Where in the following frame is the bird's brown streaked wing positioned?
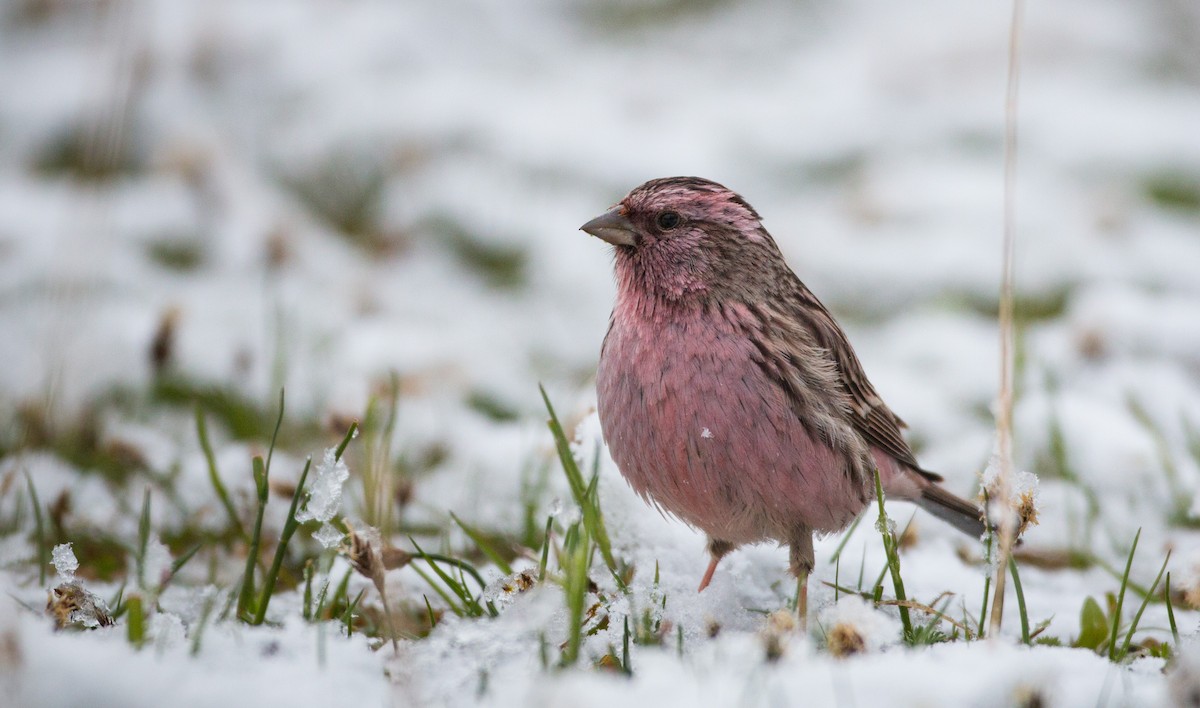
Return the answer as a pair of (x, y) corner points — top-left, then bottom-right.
(770, 278), (940, 480)
(738, 300), (874, 490)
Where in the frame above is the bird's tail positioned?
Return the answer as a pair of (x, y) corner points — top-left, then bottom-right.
(917, 484), (986, 539)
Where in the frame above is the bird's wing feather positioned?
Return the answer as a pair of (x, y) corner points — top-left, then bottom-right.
(767, 277), (940, 481)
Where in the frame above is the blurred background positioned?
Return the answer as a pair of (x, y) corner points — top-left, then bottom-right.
(2, 0), (1200, 636)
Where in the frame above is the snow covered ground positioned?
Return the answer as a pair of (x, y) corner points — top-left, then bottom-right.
(2, 0), (1200, 705)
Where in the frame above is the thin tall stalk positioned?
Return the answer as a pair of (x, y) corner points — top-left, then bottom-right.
(988, 0), (1025, 637)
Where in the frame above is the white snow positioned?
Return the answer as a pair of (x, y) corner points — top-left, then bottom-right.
(51, 543), (78, 583)
(1, 0), (1199, 705)
(298, 448), (351, 548)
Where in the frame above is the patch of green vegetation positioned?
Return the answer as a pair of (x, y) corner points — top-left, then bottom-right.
(277, 148), (402, 254)
(65, 530), (131, 583)
(582, 0), (732, 28)
(146, 239), (206, 272)
(1127, 395), (1195, 526)
(424, 214), (528, 290)
(152, 375), (324, 446)
(1144, 171), (1200, 213)
(1063, 530), (1175, 663)
(954, 287), (1072, 322)
(32, 122), (143, 181)
(467, 390), (520, 422)
(13, 400), (146, 483)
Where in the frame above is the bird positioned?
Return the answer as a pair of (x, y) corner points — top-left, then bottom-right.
(581, 176), (984, 628)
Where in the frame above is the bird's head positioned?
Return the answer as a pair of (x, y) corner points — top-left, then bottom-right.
(580, 177), (780, 301)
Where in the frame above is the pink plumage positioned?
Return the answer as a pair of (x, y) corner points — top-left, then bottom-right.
(582, 177), (983, 623)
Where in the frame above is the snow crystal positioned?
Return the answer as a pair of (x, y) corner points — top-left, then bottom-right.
(51, 543), (78, 582)
(298, 448), (350, 525)
(313, 523), (345, 550)
(701, 428), (713, 439)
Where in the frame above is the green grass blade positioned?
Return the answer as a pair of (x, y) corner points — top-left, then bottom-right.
(539, 385), (619, 580)
(873, 472), (907, 638)
(334, 421), (359, 461)
(108, 583), (127, 620)
(195, 407), (247, 543)
(126, 594), (145, 648)
(1120, 550), (1170, 660)
(451, 512), (514, 575)
(1166, 572), (1180, 646)
(1008, 556), (1030, 644)
(343, 588), (366, 636)
(253, 455), (314, 625)
(978, 555), (992, 638)
(538, 516), (553, 583)
(829, 513), (865, 565)
(410, 538), (482, 615)
(164, 544), (203, 588)
(1108, 528), (1141, 661)
(419, 551), (489, 592)
(236, 455), (269, 621)
(423, 594), (438, 631)
(623, 615), (632, 675)
(189, 592), (216, 656)
(323, 569), (354, 619)
(23, 470), (47, 586)
(302, 560), (315, 621)
(136, 487), (151, 590)
(263, 389), (285, 480)
(560, 521), (592, 667)
(411, 563), (464, 616)
(872, 468), (912, 639)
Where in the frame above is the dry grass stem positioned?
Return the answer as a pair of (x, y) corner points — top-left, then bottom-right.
(989, 0), (1025, 638)
(343, 523), (401, 653)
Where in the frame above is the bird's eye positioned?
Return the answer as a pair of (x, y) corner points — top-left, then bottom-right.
(656, 211), (681, 230)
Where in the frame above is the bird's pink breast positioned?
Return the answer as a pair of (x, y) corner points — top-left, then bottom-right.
(597, 299), (869, 544)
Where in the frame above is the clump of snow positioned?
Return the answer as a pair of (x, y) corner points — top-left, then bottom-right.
(313, 523), (345, 550)
(298, 448), (351, 548)
(1169, 639), (1200, 707)
(51, 543), (78, 583)
(482, 569), (538, 610)
(150, 612), (187, 652)
(143, 539), (174, 590)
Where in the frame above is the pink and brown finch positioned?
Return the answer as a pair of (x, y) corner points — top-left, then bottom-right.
(582, 177), (984, 627)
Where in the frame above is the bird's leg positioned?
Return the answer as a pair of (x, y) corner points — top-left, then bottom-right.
(789, 530), (815, 631)
(698, 538), (734, 592)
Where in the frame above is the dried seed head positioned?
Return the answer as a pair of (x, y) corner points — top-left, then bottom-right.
(343, 526), (385, 588)
(46, 583), (112, 630)
(761, 610), (796, 662)
(1015, 488), (1040, 537)
(826, 622), (866, 658)
(897, 519), (920, 551)
(265, 226), (291, 270)
(381, 547), (413, 571)
(149, 306), (182, 375)
(1183, 578), (1200, 611)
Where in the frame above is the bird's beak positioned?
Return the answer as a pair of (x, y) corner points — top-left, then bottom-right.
(580, 207), (636, 247)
